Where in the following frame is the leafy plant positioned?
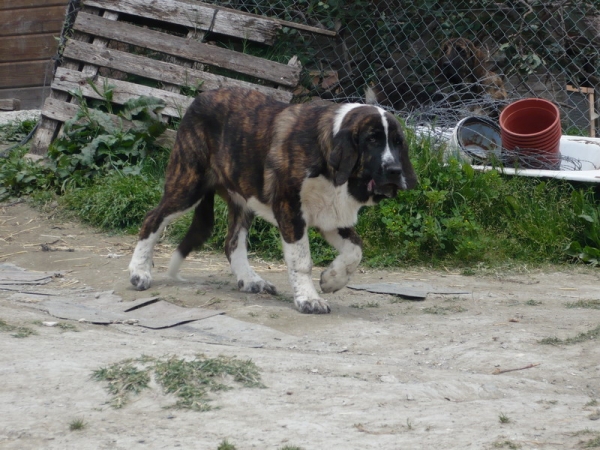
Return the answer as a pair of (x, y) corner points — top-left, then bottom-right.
(47, 88), (167, 191)
(565, 190), (600, 266)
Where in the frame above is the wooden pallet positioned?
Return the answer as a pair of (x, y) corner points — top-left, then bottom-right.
(30, 0), (334, 154)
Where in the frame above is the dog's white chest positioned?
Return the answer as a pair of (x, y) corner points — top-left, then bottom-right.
(299, 176), (368, 230)
(241, 176), (368, 231)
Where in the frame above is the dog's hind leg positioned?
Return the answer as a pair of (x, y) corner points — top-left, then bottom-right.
(225, 201), (277, 295)
(167, 191), (215, 281)
(319, 227), (363, 293)
(129, 178), (208, 290)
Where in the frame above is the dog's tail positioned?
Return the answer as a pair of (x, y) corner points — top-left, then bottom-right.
(167, 191), (215, 279)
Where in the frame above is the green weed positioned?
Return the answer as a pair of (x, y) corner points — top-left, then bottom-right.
(422, 305), (467, 315)
(540, 324), (600, 345)
(493, 440), (520, 449)
(565, 300), (600, 309)
(0, 118), (38, 143)
(350, 301), (380, 309)
(69, 418), (87, 431)
(0, 318), (37, 338)
(498, 412), (511, 424)
(92, 360), (151, 409)
(584, 435), (600, 448)
(525, 300), (542, 306)
(93, 355), (264, 411)
(217, 439), (237, 450)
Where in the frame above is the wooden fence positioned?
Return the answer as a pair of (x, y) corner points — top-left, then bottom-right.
(0, 0), (70, 110)
(30, 0), (334, 154)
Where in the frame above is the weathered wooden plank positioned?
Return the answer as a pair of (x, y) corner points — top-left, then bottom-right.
(0, 6), (67, 37)
(0, 0), (67, 9)
(252, 13), (336, 37)
(0, 60), (53, 89)
(0, 34), (58, 62)
(0, 99), (21, 111)
(52, 67), (193, 119)
(30, 8), (119, 155)
(83, 0), (280, 45)
(0, 87), (48, 109)
(73, 12), (300, 88)
(41, 96), (177, 147)
(62, 39), (294, 103)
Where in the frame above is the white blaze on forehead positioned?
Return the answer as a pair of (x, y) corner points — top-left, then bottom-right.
(377, 107), (395, 165)
(333, 103), (363, 136)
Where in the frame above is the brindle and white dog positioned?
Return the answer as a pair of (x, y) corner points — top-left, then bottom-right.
(129, 87), (417, 314)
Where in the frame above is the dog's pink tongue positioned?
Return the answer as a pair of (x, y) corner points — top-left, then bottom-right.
(368, 179), (376, 193)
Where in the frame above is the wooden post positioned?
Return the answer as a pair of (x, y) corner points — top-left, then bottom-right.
(566, 84), (597, 138)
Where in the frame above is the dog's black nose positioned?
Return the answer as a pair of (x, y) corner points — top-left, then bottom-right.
(384, 164), (403, 177)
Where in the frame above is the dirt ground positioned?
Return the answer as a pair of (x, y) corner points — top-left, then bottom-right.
(1, 201), (600, 450)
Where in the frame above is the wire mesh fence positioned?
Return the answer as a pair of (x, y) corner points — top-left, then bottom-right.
(207, 0), (599, 136)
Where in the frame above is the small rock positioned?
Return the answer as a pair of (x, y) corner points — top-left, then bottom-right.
(379, 375), (397, 383)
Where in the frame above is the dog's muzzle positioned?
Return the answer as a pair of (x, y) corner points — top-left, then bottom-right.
(368, 164), (405, 197)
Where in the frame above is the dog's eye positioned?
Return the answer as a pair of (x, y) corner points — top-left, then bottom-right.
(368, 134), (379, 143)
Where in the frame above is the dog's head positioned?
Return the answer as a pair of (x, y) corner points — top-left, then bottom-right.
(328, 104), (417, 202)
(438, 37), (487, 84)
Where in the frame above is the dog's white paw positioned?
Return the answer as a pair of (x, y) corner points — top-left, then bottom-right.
(129, 269), (152, 291)
(320, 267), (350, 293)
(169, 273), (187, 282)
(238, 278), (277, 295)
(295, 296), (331, 314)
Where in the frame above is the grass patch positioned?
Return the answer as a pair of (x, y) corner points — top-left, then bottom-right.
(492, 440), (520, 449)
(217, 439), (237, 450)
(422, 305), (467, 315)
(349, 301), (380, 309)
(565, 300), (600, 310)
(540, 324), (600, 345)
(57, 322), (79, 332)
(93, 355), (264, 411)
(154, 355), (264, 411)
(498, 412), (511, 424)
(584, 435), (600, 448)
(92, 360), (151, 409)
(69, 418), (87, 431)
(0, 318), (37, 338)
(524, 299), (543, 306)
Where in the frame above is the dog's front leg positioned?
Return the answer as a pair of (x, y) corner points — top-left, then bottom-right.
(319, 227), (363, 293)
(282, 233), (331, 314)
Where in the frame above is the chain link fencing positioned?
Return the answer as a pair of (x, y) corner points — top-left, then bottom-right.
(208, 0), (599, 136)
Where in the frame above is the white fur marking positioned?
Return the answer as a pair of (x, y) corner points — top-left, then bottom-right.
(230, 228), (261, 284)
(167, 249), (185, 280)
(129, 232), (159, 274)
(246, 197), (278, 225)
(319, 229), (362, 293)
(129, 200), (202, 288)
(282, 237), (320, 301)
(300, 175), (372, 230)
(333, 103), (363, 136)
(377, 108), (395, 166)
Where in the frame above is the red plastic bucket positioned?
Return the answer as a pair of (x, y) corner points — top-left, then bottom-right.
(499, 98), (561, 169)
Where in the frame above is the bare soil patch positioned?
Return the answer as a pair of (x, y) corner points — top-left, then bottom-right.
(1, 201), (600, 449)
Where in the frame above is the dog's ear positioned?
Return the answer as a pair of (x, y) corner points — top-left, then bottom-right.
(329, 127), (359, 186)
